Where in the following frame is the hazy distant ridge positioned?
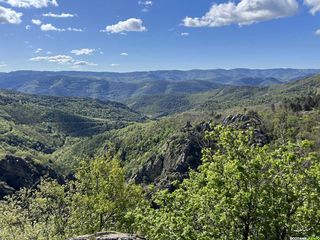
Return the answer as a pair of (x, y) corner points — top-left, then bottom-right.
(0, 68), (319, 102)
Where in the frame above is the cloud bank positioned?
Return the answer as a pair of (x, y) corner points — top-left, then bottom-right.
(183, 0), (299, 27)
(30, 54), (97, 66)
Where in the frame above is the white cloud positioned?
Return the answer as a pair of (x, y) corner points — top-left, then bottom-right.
(40, 23), (64, 31)
(120, 52), (128, 56)
(31, 19), (41, 25)
(39, 23), (83, 32)
(315, 29), (320, 35)
(1, 0), (58, 8)
(35, 48), (42, 53)
(71, 48), (95, 56)
(304, 0), (320, 15)
(67, 27), (83, 32)
(25, 24), (30, 29)
(0, 6), (22, 24)
(0, 63), (7, 68)
(182, 0), (299, 28)
(30, 54), (97, 66)
(46, 51), (52, 54)
(30, 55), (73, 64)
(138, 0), (152, 6)
(110, 63), (120, 67)
(73, 61), (97, 66)
(181, 32), (189, 36)
(43, 12), (75, 18)
(139, 0), (153, 12)
(101, 18), (147, 33)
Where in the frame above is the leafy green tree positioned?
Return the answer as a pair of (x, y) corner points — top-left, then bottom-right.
(0, 157), (145, 239)
(67, 157), (145, 236)
(134, 125), (320, 240)
(0, 180), (68, 240)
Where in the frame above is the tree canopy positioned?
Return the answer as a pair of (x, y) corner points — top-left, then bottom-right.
(133, 125), (320, 240)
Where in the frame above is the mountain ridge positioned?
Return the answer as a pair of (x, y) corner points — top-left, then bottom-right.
(0, 68), (319, 103)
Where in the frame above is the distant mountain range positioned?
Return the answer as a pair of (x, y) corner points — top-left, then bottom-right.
(0, 69), (319, 102)
(127, 74), (320, 118)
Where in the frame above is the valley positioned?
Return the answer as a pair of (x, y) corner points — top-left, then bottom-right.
(0, 70), (320, 240)
(0, 71), (319, 189)
(2, 0), (320, 238)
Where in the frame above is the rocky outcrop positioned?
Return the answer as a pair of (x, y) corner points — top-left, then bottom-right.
(222, 113), (271, 146)
(0, 181), (15, 197)
(132, 113), (270, 192)
(68, 232), (145, 240)
(132, 122), (211, 191)
(0, 155), (64, 198)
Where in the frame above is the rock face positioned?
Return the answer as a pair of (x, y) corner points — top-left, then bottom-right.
(68, 232), (145, 240)
(0, 155), (64, 198)
(132, 113), (270, 191)
(132, 122), (211, 191)
(0, 181), (15, 197)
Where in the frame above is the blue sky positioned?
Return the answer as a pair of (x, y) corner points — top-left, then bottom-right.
(0, 0), (320, 72)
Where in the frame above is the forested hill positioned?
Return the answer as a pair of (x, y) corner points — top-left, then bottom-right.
(0, 90), (145, 123)
(0, 68), (319, 102)
(0, 90), (145, 161)
(127, 74), (320, 117)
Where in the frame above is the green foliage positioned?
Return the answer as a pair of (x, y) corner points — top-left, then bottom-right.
(281, 91), (320, 112)
(0, 90), (145, 166)
(0, 157), (145, 240)
(2, 74), (320, 239)
(54, 112), (210, 175)
(0, 180), (68, 240)
(134, 125), (320, 240)
(67, 157), (144, 235)
(261, 109), (320, 151)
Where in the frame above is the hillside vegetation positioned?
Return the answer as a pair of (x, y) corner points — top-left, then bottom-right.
(128, 75), (320, 117)
(1, 73), (320, 239)
(0, 90), (145, 163)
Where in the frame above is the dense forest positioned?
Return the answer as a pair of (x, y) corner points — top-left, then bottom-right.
(0, 73), (320, 239)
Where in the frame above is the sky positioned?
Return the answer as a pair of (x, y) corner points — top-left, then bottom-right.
(0, 0), (320, 72)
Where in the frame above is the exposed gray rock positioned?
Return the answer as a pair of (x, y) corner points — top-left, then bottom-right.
(222, 113), (271, 146)
(132, 122), (211, 191)
(132, 113), (270, 192)
(68, 232), (145, 240)
(0, 155), (64, 198)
